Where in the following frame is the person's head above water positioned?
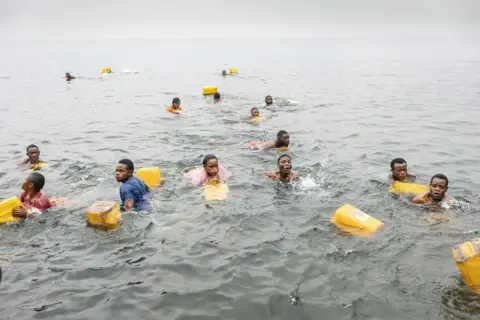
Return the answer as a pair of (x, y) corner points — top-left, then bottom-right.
(202, 154), (219, 177)
(65, 72), (71, 77)
(390, 158), (409, 182)
(429, 173), (448, 202)
(116, 159), (134, 182)
(26, 144), (40, 164)
(277, 154), (292, 174)
(276, 130), (290, 147)
(222, 70), (227, 76)
(172, 97), (181, 108)
(22, 172), (46, 194)
(251, 107), (259, 117)
(214, 92), (221, 101)
(265, 95), (273, 105)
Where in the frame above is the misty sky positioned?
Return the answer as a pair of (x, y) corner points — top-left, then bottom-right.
(1, 0), (479, 40)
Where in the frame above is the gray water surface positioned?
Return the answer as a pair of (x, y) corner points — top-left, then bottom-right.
(1, 38), (480, 319)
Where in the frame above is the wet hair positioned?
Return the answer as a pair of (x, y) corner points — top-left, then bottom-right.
(277, 154), (291, 164)
(118, 159), (134, 172)
(390, 158), (407, 170)
(277, 130), (288, 140)
(29, 172), (46, 192)
(214, 93), (221, 100)
(431, 173), (448, 187)
(251, 107), (259, 114)
(172, 97), (180, 105)
(26, 144), (39, 153)
(202, 154), (218, 166)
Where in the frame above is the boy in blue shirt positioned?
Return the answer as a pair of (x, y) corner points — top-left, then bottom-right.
(115, 159), (152, 212)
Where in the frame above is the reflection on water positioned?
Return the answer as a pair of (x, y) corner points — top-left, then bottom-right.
(1, 38), (480, 319)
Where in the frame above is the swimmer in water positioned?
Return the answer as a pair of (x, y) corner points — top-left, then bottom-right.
(184, 154), (228, 186)
(248, 107), (261, 122)
(222, 70), (227, 76)
(22, 144), (47, 170)
(115, 159), (152, 212)
(265, 95), (273, 106)
(166, 97), (182, 114)
(265, 154), (298, 182)
(388, 158), (416, 185)
(411, 174), (454, 205)
(65, 72), (75, 82)
(214, 92), (223, 103)
(13, 172), (54, 218)
(262, 130), (290, 149)
(245, 130), (290, 150)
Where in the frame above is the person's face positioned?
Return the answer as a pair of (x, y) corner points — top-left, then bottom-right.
(278, 134), (290, 147)
(115, 164), (131, 182)
(278, 156), (292, 174)
(265, 96), (273, 105)
(430, 178), (448, 201)
(222, 70), (227, 75)
(204, 159), (219, 176)
(21, 177), (33, 192)
(392, 162), (408, 181)
(251, 108), (259, 116)
(27, 147), (40, 163)
(173, 101), (180, 108)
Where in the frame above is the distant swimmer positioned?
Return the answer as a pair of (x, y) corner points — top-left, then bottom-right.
(115, 159), (152, 212)
(222, 70), (227, 76)
(411, 174), (454, 205)
(214, 93), (223, 103)
(65, 72), (75, 82)
(22, 144), (47, 170)
(388, 158), (416, 185)
(13, 172), (53, 218)
(247, 130), (290, 150)
(265, 95), (273, 106)
(265, 154), (298, 182)
(184, 154), (228, 186)
(166, 97), (182, 114)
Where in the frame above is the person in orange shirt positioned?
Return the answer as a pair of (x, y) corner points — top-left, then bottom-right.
(166, 97), (182, 114)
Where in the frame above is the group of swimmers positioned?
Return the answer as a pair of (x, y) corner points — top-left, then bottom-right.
(389, 158), (453, 205)
(11, 140), (454, 221)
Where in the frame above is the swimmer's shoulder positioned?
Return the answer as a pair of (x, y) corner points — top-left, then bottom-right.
(264, 171), (277, 179)
(411, 192), (428, 204)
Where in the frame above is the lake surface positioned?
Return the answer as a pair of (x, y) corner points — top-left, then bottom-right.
(1, 37), (480, 319)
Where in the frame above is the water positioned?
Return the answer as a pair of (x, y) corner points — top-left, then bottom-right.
(1, 37), (480, 319)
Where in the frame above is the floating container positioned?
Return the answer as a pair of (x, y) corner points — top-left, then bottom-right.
(137, 167), (161, 188)
(203, 86), (217, 96)
(251, 116), (265, 123)
(452, 238), (480, 295)
(203, 183), (229, 201)
(229, 68), (238, 74)
(390, 181), (429, 195)
(0, 197), (24, 224)
(31, 162), (48, 171)
(331, 204), (384, 236)
(101, 67), (112, 74)
(86, 201), (122, 230)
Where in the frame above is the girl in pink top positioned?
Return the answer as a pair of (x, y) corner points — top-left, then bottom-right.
(184, 154), (228, 186)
